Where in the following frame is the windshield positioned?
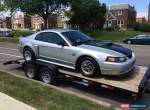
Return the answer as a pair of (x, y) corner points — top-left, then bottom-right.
(62, 31), (92, 46)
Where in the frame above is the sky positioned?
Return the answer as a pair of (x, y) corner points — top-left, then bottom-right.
(100, 0), (150, 19)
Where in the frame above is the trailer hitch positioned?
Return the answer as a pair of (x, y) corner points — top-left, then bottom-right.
(145, 78), (150, 94)
(3, 59), (24, 66)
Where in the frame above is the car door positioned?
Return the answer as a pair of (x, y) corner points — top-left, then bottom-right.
(139, 36), (148, 44)
(147, 36), (150, 45)
(145, 36), (150, 45)
(133, 36), (144, 44)
(38, 32), (75, 68)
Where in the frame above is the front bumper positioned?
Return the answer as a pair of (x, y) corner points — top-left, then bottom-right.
(100, 54), (136, 75)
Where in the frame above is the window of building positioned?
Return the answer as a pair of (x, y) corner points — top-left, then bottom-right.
(121, 20), (124, 25)
(115, 10), (123, 16)
(108, 20), (112, 24)
(115, 10), (118, 15)
(117, 20), (120, 25)
(117, 20), (124, 27)
(118, 10), (122, 15)
(108, 20), (112, 27)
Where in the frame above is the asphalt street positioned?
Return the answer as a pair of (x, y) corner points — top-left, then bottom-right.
(0, 42), (150, 110)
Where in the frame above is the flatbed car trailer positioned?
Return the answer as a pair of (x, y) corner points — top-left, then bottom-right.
(3, 59), (150, 100)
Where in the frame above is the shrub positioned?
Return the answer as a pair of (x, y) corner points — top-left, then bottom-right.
(133, 23), (150, 32)
(139, 24), (150, 32)
(105, 27), (114, 31)
(13, 30), (33, 37)
(133, 23), (140, 31)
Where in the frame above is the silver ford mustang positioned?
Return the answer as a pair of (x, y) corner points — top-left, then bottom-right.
(19, 29), (135, 77)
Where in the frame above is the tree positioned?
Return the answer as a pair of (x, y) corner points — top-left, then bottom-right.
(20, 0), (69, 29)
(4, 0), (19, 17)
(0, 1), (5, 17)
(69, 0), (106, 31)
(0, 0), (9, 24)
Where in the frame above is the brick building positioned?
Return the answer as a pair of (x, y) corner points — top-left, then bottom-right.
(136, 17), (146, 24)
(104, 4), (137, 29)
(31, 15), (57, 31)
(31, 15), (44, 31)
(57, 15), (70, 29)
(11, 15), (31, 30)
(0, 17), (12, 30)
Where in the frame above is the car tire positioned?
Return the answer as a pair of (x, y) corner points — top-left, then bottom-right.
(39, 67), (57, 84)
(24, 63), (38, 79)
(78, 57), (100, 77)
(127, 40), (132, 44)
(23, 47), (36, 61)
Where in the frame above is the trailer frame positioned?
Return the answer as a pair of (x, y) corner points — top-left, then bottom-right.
(3, 58), (150, 100)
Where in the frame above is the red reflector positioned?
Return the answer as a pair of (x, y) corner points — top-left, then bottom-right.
(88, 80), (93, 86)
(70, 76), (74, 80)
(120, 104), (129, 109)
(108, 86), (114, 90)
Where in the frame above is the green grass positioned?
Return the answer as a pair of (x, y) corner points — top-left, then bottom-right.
(0, 71), (115, 110)
(90, 30), (149, 42)
(1, 30), (148, 44)
(0, 37), (19, 43)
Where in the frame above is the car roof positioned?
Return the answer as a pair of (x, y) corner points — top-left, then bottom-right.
(39, 29), (77, 33)
(137, 35), (147, 37)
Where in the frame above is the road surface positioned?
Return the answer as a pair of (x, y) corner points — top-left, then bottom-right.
(0, 42), (150, 110)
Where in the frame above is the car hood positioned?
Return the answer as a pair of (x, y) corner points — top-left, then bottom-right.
(77, 41), (132, 58)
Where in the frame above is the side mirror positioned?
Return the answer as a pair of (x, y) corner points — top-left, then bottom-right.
(58, 42), (66, 47)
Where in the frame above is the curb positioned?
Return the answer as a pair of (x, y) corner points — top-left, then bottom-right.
(0, 69), (123, 110)
(0, 92), (36, 110)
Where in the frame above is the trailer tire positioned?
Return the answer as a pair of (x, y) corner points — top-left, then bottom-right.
(39, 67), (57, 84)
(24, 63), (38, 79)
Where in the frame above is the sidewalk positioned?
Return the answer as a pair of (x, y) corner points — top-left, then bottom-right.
(0, 92), (36, 110)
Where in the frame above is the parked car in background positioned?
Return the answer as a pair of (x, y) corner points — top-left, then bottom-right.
(19, 29), (135, 77)
(0, 31), (14, 37)
(123, 35), (150, 45)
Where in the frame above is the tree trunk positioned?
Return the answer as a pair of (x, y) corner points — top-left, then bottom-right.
(44, 17), (48, 29)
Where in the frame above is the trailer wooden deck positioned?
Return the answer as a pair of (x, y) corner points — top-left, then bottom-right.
(59, 66), (148, 93)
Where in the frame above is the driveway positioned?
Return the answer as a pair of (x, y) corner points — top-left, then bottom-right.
(0, 42), (150, 110)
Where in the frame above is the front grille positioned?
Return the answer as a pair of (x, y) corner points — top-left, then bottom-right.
(127, 53), (132, 59)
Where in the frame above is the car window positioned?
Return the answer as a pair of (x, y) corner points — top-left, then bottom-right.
(35, 33), (42, 41)
(62, 31), (92, 46)
(136, 35), (148, 39)
(42, 32), (66, 45)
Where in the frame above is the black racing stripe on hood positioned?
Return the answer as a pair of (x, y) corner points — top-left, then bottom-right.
(85, 41), (132, 58)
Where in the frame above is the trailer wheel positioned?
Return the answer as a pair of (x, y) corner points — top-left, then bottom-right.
(24, 63), (38, 79)
(39, 67), (56, 84)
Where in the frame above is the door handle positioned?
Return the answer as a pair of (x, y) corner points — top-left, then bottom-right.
(33, 44), (38, 47)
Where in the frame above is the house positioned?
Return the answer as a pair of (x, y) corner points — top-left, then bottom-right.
(136, 17), (146, 24)
(57, 15), (70, 29)
(11, 15), (31, 30)
(31, 15), (57, 31)
(0, 17), (12, 30)
(104, 4), (137, 29)
(47, 15), (57, 28)
(31, 15), (44, 31)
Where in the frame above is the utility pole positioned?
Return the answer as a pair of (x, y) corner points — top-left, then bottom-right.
(148, 3), (150, 24)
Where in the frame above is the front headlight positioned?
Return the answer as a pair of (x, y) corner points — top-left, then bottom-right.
(106, 56), (127, 62)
